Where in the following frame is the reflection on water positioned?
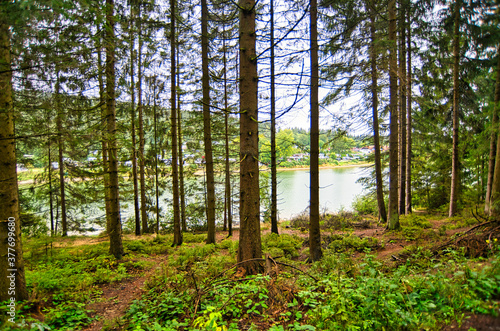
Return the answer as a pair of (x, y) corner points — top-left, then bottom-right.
(276, 166), (368, 219)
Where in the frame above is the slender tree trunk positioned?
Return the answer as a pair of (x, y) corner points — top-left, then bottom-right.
(369, 0), (387, 223)
(0, 11), (28, 301)
(223, 25), (233, 236)
(171, 0), (182, 246)
(48, 136), (55, 236)
(486, 45), (500, 214)
(137, 6), (149, 233)
(387, 0), (400, 230)
(238, 0), (262, 273)
(177, 43), (186, 233)
(129, 10), (141, 235)
(489, 47), (500, 217)
(309, 0), (322, 261)
(449, 0), (461, 217)
(98, 39), (112, 234)
(398, 3), (407, 215)
(202, 0), (216, 244)
(405, 11), (412, 214)
(153, 83), (160, 234)
(55, 76), (67, 237)
(105, 0), (124, 259)
(270, 0), (279, 235)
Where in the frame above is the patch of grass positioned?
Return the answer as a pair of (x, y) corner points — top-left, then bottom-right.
(400, 214), (432, 229)
(262, 233), (303, 258)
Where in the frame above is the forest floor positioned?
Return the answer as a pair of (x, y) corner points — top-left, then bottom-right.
(3, 211), (500, 330)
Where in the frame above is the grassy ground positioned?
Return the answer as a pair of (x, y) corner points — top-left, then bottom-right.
(1, 211), (499, 330)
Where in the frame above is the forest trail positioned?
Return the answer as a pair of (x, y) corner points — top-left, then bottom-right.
(82, 256), (164, 331)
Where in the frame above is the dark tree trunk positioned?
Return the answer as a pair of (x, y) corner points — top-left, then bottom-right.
(202, 0), (216, 244)
(223, 26), (232, 236)
(489, 46), (500, 216)
(405, 12), (413, 214)
(387, 0), (400, 230)
(369, 0), (387, 223)
(237, 0), (262, 274)
(138, 6), (149, 233)
(98, 43), (112, 234)
(398, 2), (407, 215)
(486, 45), (500, 214)
(270, 0), (279, 235)
(449, 0), (460, 217)
(171, 0), (182, 246)
(55, 76), (67, 237)
(129, 10), (141, 235)
(0, 10), (28, 301)
(177, 43), (186, 233)
(105, 0), (124, 259)
(309, 0), (322, 261)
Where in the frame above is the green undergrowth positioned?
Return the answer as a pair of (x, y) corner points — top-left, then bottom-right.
(2, 228), (500, 331)
(115, 242), (500, 330)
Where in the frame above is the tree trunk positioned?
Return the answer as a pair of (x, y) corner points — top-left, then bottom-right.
(449, 0), (460, 217)
(309, 0), (322, 261)
(48, 136), (55, 235)
(369, 0), (387, 223)
(0, 10), (28, 302)
(55, 76), (67, 237)
(237, 0), (262, 273)
(405, 11), (412, 215)
(171, 0), (182, 246)
(398, 2), (407, 215)
(177, 42), (186, 233)
(153, 83), (160, 234)
(387, 0), (400, 230)
(223, 24), (232, 236)
(270, 0), (279, 235)
(202, 0), (216, 244)
(98, 38), (112, 235)
(486, 45), (500, 214)
(129, 9), (141, 235)
(489, 46), (500, 217)
(138, 6), (149, 233)
(105, 0), (124, 259)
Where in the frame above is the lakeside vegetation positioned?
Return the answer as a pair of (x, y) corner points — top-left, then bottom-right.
(1, 209), (499, 330)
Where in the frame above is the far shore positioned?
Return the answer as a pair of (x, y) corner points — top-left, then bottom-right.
(261, 162), (372, 172)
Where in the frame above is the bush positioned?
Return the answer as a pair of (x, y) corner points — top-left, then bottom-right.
(400, 214), (432, 229)
(352, 194), (378, 216)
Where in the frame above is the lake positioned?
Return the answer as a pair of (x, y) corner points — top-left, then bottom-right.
(275, 165), (368, 219)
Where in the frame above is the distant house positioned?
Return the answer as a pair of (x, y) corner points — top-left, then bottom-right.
(287, 153), (308, 162)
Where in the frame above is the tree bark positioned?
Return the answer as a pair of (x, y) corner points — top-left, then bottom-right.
(486, 45), (500, 214)
(129, 9), (141, 235)
(55, 75), (67, 236)
(387, 0), (400, 230)
(177, 42), (186, 233)
(405, 9), (412, 214)
(309, 0), (323, 261)
(449, 0), (461, 217)
(270, 0), (279, 235)
(202, 0), (216, 244)
(237, 0), (262, 273)
(223, 23), (232, 236)
(489, 46), (500, 217)
(369, 0), (387, 223)
(171, 0), (182, 246)
(137, 6), (149, 233)
(398, 2), (407, 215)
(0, 9), (28, 301)
(105, 0), (124, 259)
(98, 36), (112, 235)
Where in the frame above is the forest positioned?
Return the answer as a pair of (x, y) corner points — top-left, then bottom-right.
(1, 0), (500, 329)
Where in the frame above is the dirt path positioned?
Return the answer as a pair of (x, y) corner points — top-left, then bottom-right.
(82, 256), (163, 331)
